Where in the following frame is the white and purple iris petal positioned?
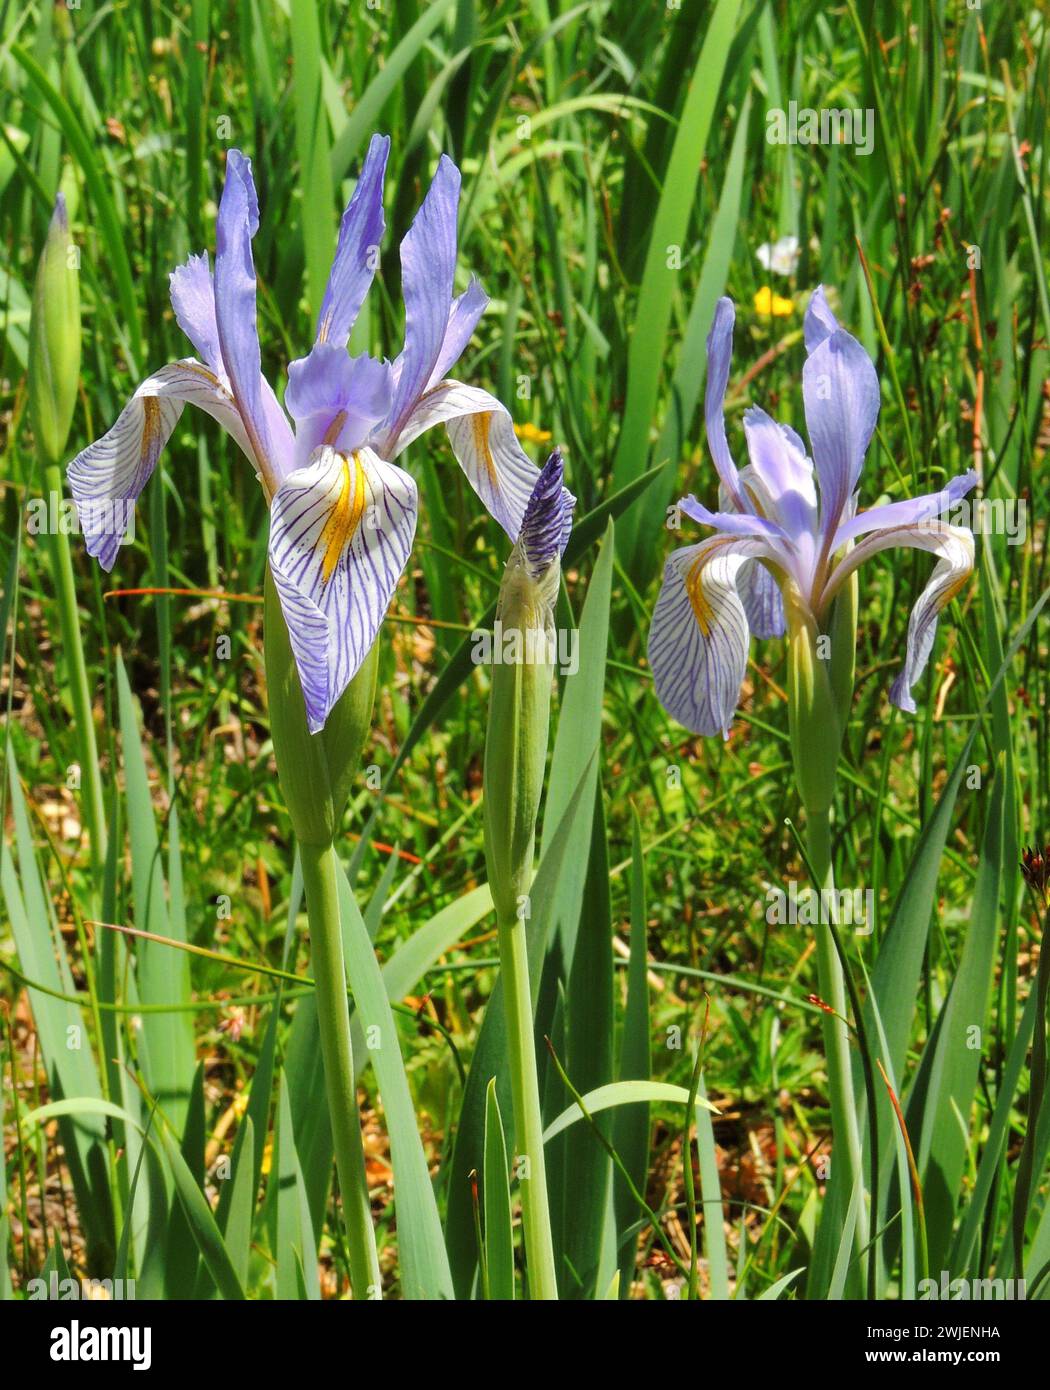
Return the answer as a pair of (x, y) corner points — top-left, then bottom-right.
(649, 536), (776, 739)
(67, 134), (567, 733)
(648, 286), (978, 736)
(268, 446), (417, 733)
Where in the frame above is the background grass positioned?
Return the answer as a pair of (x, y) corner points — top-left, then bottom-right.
(1, 0), (1049, 1299)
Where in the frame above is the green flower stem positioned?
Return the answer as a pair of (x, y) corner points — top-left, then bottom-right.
(807, 809), (869, 1256)
(298, 839), (380, 1300)
(43, 462), (107, 883)
(496, 907), (558, 1300)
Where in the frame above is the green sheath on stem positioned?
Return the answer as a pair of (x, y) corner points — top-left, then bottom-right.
(787, 594), (868, 1258)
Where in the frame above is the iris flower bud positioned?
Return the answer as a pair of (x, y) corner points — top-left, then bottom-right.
(29, 193), (80, 467)
(481, 449), (573, 1301)
(483, 450), (572, 922)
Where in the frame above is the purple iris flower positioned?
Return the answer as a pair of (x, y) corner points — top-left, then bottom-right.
(68, 136), (567, 732)
(648, 287), (977, 737)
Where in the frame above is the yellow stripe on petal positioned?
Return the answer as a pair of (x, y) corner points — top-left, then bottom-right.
(141, 396), (161, 458)
(319, 451), (367, 583)
(685, 553), (715, 636)
(939, 569), (971, 610)
(471, 411), (498, 483)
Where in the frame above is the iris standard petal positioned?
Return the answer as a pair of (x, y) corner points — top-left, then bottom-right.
(803, 284), (840, 353)
(214, 150), (294, 489)
(819, 520), (974, 713)
(739, 559), (786, 639)
(832, 469), (977, 549)
(315, 132), (390, 349)
(741, 409), (818, 528)
(678, 494), (787, 542)
(704, 297), (749, 512)
(285, 344), (393, 468)
(385, 378), (558, 544)
(67, 361), (253, 570)
(802, 326), (880, 542)
(427, 276), (489, 390)
(647, 535), (775, 738)
(267, 445), (417, 733)
(740, 407), (819, 587)
(169, 253), (224, 375)
(381, 155), (461, 448)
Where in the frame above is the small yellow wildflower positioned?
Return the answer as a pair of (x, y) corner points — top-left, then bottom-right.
(514, 422), (553, 444)
(753, 286), (795, 317)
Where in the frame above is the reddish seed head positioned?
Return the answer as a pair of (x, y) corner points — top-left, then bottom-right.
(1021, 845), (1050, 906)
(807, 993), (836, 1015)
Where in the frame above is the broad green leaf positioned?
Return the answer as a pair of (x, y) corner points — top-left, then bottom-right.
(543, 1082), (717, 1143)
(117, 657), (196, 1135)
(2, 749), (114, 1270)
(157, 1122), (246, 1302)
(910, 764), (1005, 1267)
(224, 1117), (257, 1292)
(611, 809), (652, 1296)
(164, 1061), (206, 1297)
(275, 1075), (321, 1300)
(336, 870), (454, 1300)
(694, 1074), (729, 1300)
(541, 520), (615, 969)
(755, 1268), (805, 1301)
(558, 780), (614, 1297)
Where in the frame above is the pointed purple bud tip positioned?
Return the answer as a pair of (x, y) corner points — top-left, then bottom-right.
(518, 449), (575, 577)
(50, 191), (69, 234)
